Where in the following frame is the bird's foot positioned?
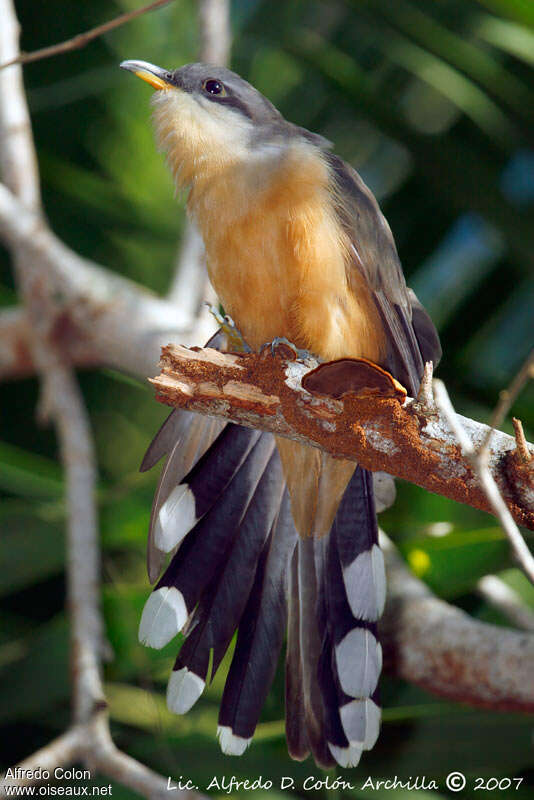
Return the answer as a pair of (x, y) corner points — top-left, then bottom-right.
(261, 336), (315, 363)
(207, 305), (252, 353)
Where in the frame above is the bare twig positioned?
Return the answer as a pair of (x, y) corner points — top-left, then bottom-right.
(477, 575), (534, 632)
(513, 417), (532, 463)
(0, 0), (174, 71)
(381, 533), (534, 711)
(478, 350), (534, 462)
(434, 378), (534, 583)
(415, 360), (435, 409)
(149, 344), (534, 530)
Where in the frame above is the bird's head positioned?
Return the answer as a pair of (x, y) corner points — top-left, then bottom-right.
(120, 60), (311, 190)
(120, 60), (330, 196)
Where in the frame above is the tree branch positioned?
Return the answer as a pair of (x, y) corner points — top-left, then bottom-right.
(87, 715), (178, 800)
(434, 379), (534, 582)
(47, 364), (104, 722)
(0, 306), (100, 381)
(0, 1), (195, 796)
(512, 417), (532, 464)
(381, 534), (534, 712)
(0, 0), (175, 71)
(0, 3), (229, 383)
(149, 343), (534, 532)
(0, 183), (214, 380)
(476, 575), (534, 632)
(478, 350), (534, 461)
(0, 715), (193, 799)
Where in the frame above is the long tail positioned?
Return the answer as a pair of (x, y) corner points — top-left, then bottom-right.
(139, 408), (387, 767)
(286, 465), (385, 768)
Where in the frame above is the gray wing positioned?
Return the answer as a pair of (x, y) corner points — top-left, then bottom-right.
(326, 153), (441, 396)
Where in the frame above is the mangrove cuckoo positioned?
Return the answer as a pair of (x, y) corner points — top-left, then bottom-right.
(120, 59), (441, 768)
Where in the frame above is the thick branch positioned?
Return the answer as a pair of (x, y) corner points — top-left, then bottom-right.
(46, 364), (104, 722)
(381, 534), (534, 712)
(0, 184), (214, 379)
(0, 307), (34, 379)
(150, 344), (534, 531)
(0, 306), (99, 380)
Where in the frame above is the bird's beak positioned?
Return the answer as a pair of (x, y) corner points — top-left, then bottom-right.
(120, 60), (173, 90)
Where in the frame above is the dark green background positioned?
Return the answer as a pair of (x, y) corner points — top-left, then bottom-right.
(1, 1), (533, 797)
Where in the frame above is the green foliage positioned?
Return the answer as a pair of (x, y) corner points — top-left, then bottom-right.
(1, 0), (533, 796)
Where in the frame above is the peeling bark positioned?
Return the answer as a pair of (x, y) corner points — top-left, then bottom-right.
(151, 344), (534, 531)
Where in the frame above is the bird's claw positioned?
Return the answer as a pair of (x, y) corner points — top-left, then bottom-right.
(207, 305), (252, 353)
(261, 336), (315, 363)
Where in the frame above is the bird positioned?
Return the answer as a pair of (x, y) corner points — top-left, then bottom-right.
(120, 58), (441, 768)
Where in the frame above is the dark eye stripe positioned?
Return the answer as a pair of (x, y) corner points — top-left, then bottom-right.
(215, 95), (254, 120)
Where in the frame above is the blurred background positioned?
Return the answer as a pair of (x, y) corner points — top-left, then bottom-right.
(1, 0), (533, 797)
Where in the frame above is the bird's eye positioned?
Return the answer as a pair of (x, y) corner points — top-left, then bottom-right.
(202, 78), (226, 96)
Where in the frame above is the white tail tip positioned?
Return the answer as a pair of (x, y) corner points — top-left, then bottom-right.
(328, 742), (363, 768)
(340, 698), (381, 750)
(167, 666), (205, 714)
(216, 725), (252, 756)
(138, 586), (187, 649)
(155, 484), (197, 553)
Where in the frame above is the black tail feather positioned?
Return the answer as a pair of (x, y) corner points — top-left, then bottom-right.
(173, 450), (285, 693)
(157, 432), (275, 610)
(145, 413), (225, 582)
(218, 490), (297, 751)
(138, 434), (275, 651)
(151, 424), (262, 557)
(285, 546), (309, 762)
(295, 537), (336, 769)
